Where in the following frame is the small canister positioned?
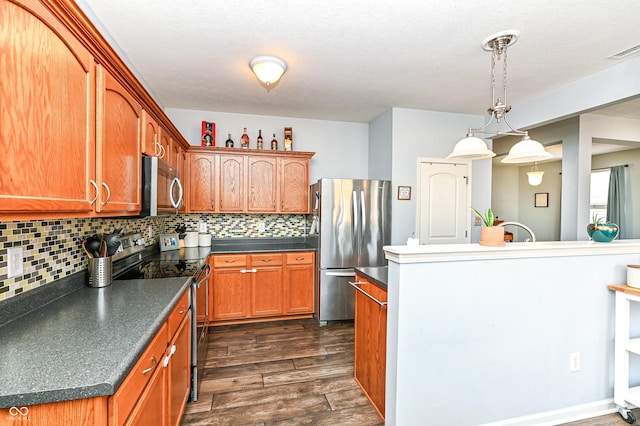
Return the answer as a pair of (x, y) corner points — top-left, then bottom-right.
(183, 231), (198, 247)
(198, 232), (212, 247)
(627, 265), (640, 288)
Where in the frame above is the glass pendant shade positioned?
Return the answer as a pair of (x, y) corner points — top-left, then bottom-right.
(447, 135), (496, 160)
(250, 56), (287, 86)
(502, 136), (554, 163)
(526, 162), (544, 186)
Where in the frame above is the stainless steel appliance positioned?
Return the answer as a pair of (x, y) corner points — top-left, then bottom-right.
(113, 233), (210, 402)
(140, 156), (183, 217)
(311, 178), (391, 324)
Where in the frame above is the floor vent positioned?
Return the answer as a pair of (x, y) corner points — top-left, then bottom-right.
(608, 43), (640, 59)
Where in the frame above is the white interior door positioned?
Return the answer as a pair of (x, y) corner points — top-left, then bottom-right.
(417, 159), (470, 244)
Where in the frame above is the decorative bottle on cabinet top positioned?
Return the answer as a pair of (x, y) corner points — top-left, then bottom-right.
(257, 129), (263, 149)
(225, 133), (234, 147)
(241, 127), (250, 149)
(270, 133), (278, 150)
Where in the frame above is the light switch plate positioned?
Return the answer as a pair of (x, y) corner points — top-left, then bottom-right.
(8, 247), (24, 278)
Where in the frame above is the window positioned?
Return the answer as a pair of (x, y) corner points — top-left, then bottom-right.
(590, 169), (610, 221)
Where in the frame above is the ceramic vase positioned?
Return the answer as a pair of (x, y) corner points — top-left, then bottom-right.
(479, 226), (505, 247)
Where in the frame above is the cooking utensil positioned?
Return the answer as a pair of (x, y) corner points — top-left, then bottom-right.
(86, 235), (102, 258)
(105, 228), (122, 256)
(81, 240), (94, 259)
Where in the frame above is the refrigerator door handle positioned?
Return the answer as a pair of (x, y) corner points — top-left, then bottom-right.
(325, 270), (356, 277)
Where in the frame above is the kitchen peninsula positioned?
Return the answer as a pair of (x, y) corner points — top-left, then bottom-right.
(383, 240), (640, 425)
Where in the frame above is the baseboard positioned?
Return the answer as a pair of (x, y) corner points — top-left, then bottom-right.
(478, 399), (620, 426)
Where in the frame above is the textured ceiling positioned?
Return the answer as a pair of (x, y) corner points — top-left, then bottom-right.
(77, 0), (640, 123)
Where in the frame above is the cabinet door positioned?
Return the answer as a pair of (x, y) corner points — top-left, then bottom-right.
(284, 252), (315, 314)
(125, 361), (165, 426)
(219, 154), (245, 212)
(1, 0), (96, 216)
(142, 110), (161, 157)
(250, 254), (283, 317)
(159, 127), (172, 163)
(166, 313), (191, 426)
(354, 276), (387, 420)
(247, 157), (277, 212)
(211, 268), (249, 320)
(279, 158), (310, 213)
(95, 66), (142, 214)
(188, 153), (217, 212)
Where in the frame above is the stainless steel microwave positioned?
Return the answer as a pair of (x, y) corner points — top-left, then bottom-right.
(140, 156), (183, 217)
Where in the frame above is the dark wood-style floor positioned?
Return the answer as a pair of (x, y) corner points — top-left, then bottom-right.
(181, 318), (639, 426)
(180, 319), (383, 425)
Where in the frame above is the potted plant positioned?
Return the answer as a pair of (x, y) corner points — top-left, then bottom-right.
(587, 213), (619, 242)
(472, 207), (505, 247)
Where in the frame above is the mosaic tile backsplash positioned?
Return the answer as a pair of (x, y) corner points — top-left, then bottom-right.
(0, 214), (308, 302)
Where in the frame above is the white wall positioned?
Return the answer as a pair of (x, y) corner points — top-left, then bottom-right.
(390, 108), (488, 244)
(165, 108), (370, 184)
(368, 109), (393, 180)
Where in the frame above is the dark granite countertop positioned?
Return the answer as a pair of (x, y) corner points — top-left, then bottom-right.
(355, 266), (388, 290)
(210, 237), (317, 255)
(0, 276), (191, 408)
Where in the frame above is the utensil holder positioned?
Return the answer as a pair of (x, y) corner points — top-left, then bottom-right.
(88, 257), (113, 288)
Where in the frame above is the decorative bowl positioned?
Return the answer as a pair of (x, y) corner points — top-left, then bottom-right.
(587, 223), (619, 242)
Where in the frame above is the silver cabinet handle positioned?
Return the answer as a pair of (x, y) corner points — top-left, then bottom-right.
(156, 142), (166, 158)
(240, 268), (257, 273)
(142, 356), (157, 375)
(163, 344), (176, 368)
(348, 281), (387, 307)
(169, 176), (183, 209)
(101, 182), (111, 206)
(89, 179), (99, 205)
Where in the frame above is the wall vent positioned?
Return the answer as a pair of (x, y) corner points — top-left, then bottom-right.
(608, 43), (640, 59)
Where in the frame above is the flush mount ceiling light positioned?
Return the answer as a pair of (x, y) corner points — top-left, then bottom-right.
(527, 162), (544, 186)
(249, 55), (287, 89)
(447, 30), (553, 163)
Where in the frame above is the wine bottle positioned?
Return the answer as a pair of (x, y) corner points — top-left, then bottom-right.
(241, 127), (250, 149)
(270, 133), (278, 150)
(225, 133), (234, 148)
(257, 130), (263, 149)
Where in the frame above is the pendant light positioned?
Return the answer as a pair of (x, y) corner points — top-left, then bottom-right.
(447, 31), (553, 163)
(527, 162), (544, 186)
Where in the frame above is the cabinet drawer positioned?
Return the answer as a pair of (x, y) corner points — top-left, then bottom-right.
(286, 252), (314, 265)
(213, 254), (247, 268)
(110, 322), (168, 425)
(168, 290), (190, 339)
(250, 253), (283, 267)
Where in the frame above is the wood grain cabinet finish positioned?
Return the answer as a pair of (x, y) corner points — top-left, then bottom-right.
(354, 274), (387, 421)
(158, 126), (171, 162)
(247, 156), (278, 212)
(141, 110), (162, 158)
(284, 252), (315, 314)
(0, 0), (96, 218)
(166, 302), (191, 426)
(219, 154), (246, 212)
(280, 158), (311, 213)
(187, 153), (218, 212)
(210, 252), (315, 324)
(95, 66), (142, 214)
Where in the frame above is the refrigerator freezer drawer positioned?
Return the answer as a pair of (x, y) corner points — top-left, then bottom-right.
(317, 269), (356, 323)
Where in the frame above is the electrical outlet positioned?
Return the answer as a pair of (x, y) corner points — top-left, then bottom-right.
(7, 247), (24, 278)
(199, 222), (208, 233)
(258, 221), (266, 233)
(474, 216), (482, 226)
(569, 352), (581, 372)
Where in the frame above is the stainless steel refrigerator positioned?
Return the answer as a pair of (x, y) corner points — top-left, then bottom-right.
(310, 178), (391, 324)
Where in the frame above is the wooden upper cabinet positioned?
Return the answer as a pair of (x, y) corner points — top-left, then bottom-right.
(0, 0), (96, 217)
(95, 66), (142, 214)
(158, 126), (171, 162)
(280, 158), (310, 213)
(247, 156), (277, 212)
(142, 111), (162, 157)
(188, 153), (217, 212)
(171, 141), (187, 212)
(219, 154), (245, 212)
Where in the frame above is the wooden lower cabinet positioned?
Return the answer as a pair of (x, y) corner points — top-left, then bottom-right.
(354, 274), (387, 421)
(210, 252), (314, 323)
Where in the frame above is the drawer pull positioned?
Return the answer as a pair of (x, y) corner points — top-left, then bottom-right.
(348, 281), (387, 307)
(262, 259), (272, 262)
(142, 356), (157, 375)
(240, 268), (257, 274)
(179, 306), (188, 314)
(295, 257), (305, 261)
(224, 260), (236, 263)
